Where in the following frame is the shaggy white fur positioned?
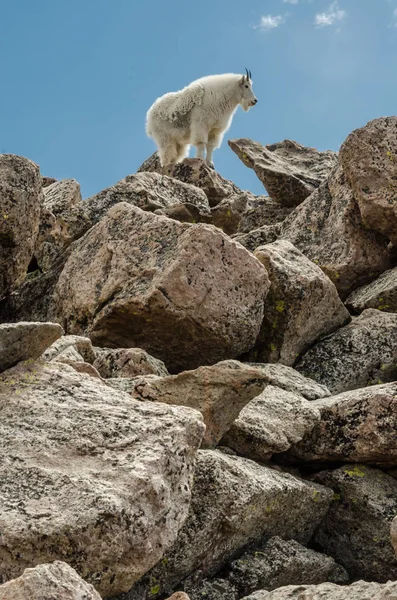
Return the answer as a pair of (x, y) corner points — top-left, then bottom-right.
(146, 73), (258, 168)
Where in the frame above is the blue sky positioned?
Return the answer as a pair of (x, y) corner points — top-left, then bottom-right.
(0, 0), (396, 198)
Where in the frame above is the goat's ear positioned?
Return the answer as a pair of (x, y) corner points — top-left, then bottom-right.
(239, 75), (246, 85)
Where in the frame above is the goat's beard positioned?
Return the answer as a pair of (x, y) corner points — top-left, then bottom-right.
(240, 98), (252, 112)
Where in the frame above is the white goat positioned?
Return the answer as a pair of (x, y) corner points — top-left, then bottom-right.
(145, 70), (258, 169)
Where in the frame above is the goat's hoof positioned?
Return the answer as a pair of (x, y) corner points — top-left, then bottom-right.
(207, 161), (215, 170)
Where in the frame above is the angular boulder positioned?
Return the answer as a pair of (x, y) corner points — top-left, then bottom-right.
(242, 581), (397, 600)
(296, 309), (397, 394)
(229, 537), (348, 596)
(0, 361), (204, 597)
(237, 196), (292, 234)
(281, 383), (397, 466)
(93, 347), (169, 378)
(249, 241), (350, 365)
(54, 203), (269, 372)
(233, 224), (282, 253)
(0, 561), (101, 600)
(125, 362), (271, 447)
(42, 334), (97, 364)
(228, 139), (338, 207)
(312, 465), (397, 581)
(85, 172), (211, 226)
(280, 166), (392, 297)
(0, 155), (43, 299)
(339, 116), (397, 244)
(132, 450), (333, 599)
(345, 266), (397, 314)
(222, 385), (320, 461)
(34, 179), (91, 271)
(0, 321), (63, 373)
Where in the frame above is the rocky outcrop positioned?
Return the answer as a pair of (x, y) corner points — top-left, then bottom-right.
(129, 450), (333, 599)
(0, 155), (43, 299)
(124, 361), (272, 447)
(280, 383), (397, 466)
(296, 309), (397, 393)
(0, 361), (204, 597)
(93, 347), (169, 378)
(228, 139), (338, 207)
(34, 179), (91, 271)
(242, 580), (397, 600)
(280, 166), (392, 298)
(0, 321), (63, 372)
(229, 537), (348, 596)
(221, 385), (321, 461)
(249, 241), (350, 365)
(0, 561), (101, 600)
(85, 172), (211, 226)
(345, 266), (397, 314)
(311, 465), (397, 581)
(340, 116), (397, 244)
(53, 203), (269, 372)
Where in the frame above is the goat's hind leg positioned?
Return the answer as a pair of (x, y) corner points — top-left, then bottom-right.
(206, 130), (223, 169)
(175, 142), (190, 163)
(158, 142), (179, 168)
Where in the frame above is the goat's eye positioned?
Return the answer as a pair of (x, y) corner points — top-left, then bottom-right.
(245, 85), (249, 89)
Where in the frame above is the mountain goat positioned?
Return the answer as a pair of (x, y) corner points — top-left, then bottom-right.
(146, 69), (258, 169)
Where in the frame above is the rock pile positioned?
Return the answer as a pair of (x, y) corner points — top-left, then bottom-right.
(0, 116), (396, 599)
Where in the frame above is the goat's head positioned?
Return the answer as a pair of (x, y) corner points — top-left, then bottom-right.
(239, 69), (258, 112)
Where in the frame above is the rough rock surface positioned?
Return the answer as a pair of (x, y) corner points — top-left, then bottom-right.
(93, 347), (169, 378)
(280, 166), (392, 297)
(228, 139), (338, 207)
(296, 309), (397, 394)
(34, 179), (91, 271)
(42, 334), (97, 364)
(209, 193), (252, 235)
(42, 176), (57, 188)
(281, 383), (397, 466)
(233, 225), (282, 253)
(340, 116), (397, 244)
(182, 574), (238, 600)
(54, 203), (269, 372)
(125, 362), (271, 447)
(392, 516), (397, 556)
(0, 361), (205, 597)
(249, 241), (350, 365)
(229, 537), (348, 596)
(0, 155), (43, 299)
(242, 580), (397, 600)
(85, 172), (211, 226)
(222, 385), (321, 461)
(129, 450), (333, 599)
(346, 266), (397, 314)
(312, 465), (397, 581)
(0, 321), (63, 372)
(0, 561), (102, 600)
(237, 197), (292, 234)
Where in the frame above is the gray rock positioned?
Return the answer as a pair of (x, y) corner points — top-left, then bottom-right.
(340, 116), (397, 245)
(237, 196), (292, 234)
(42, 334), (97, 364)
(0, 561), (101, 600)
(228, 139), (338, 207)
(209, 193), (252, 236)
(0, 361), (205, 597)
(182, 573), (238, 600)
(242, 580), (397, 600)
(296, 309), (397, 394)
(249, 241), (350, 365)
(35, 179), (91, 271)
(122, 362), (272, 448)
(129, 450), (333, 599)
(53, 203), (270, 372)
(85, 172), (211, 226)
(93, 347), (169, 378)
(345, 266), (397, 314)
(281, 382), (397, 467)
(233, 225), (282, 253)
(0, 321), (63, 372)
(229, 537), (348, 596)
(0, 155), (43, 299)
(280, 166), (392, 298)
(221, 385), (321, 461)
(312, 465), (397, 581)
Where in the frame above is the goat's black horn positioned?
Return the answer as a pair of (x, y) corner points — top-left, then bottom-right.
(245, 67), (249, 79)
(249, 69), (252, 79)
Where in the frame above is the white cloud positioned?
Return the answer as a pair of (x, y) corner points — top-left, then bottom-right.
(257, 14), (285, 30)
(315, 1), (347, 27)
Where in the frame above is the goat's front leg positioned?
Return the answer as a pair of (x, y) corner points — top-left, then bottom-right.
(206, 130), (223, 169)
(195, 142), (206, 160)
